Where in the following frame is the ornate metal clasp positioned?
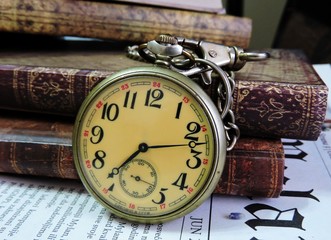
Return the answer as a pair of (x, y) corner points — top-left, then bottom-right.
(191, 40), (269, 84)
(138, 34), (269, 85)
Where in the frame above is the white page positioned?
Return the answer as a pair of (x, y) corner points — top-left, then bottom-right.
(209, 136), (331, 239)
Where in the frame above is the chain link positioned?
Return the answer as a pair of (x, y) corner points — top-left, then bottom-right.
(219, 72), (240, 150)
(127, 34), (269, 151)
(193, 57), (239, 151)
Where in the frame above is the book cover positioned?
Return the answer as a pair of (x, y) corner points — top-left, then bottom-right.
(233, 49), (328, 140)
(0, 111), (284, 198)
(0, 0), (251, 48)
(0, 41), (327, 140)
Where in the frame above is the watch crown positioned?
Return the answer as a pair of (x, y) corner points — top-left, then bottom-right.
(156, 34), (178, 45)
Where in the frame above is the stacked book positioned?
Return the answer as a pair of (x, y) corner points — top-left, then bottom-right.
(0, 0), (328, 199)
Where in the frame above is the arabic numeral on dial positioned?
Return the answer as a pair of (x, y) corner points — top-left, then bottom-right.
(123, 90), (137, 109)
(186, 148), (202, 169)
(152, 188), (168, 205)
(175, 102), (182, 119)
(121, 180), (127, 187)
(90, 125), (104, 144)
(172, 173), (188, 190)
(185, 123), (204, 169)
(132, 191), (139, 197)
(187, 187), (194, 194)
(102, 188), (108, 194)
(146, 185), (154, 193)
(145, 89), (163, 108)
(92, 150), (106, 169)
(85, 160), (92, 168)
(101, 102), (119, 121)
(185, 122), (201, 141)
(152, 81), (161, 88)
(129, 203), (135, 209)
(121, 83), (129, 90)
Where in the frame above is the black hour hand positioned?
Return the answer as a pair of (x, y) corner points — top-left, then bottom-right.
(108, 143), (148, 178)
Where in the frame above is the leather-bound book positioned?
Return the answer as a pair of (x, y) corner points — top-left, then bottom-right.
(0, 0), (251, 48)
(0, 112), (284, 198)
(0, 44), (327, 140)
(213, 137), (284, 198)
(233, 49), (328, 140)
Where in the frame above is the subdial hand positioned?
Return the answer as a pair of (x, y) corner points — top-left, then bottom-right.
(130, 175), (154, 186)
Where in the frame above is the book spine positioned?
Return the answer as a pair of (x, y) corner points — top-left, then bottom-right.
(0, 0), (252, 48)
(0, 142), (77, 179)
(0, 115), (284, 198)
(213, 138), (285, 198)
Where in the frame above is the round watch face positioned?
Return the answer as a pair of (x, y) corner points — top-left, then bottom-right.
(73, 66), (226, 223)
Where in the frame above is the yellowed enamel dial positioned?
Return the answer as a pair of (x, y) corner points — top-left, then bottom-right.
(73, 66), (226, 223)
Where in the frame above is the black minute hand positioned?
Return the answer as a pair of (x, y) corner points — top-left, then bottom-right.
(148, 141), (206, 149)
(148, 143), (187, 149)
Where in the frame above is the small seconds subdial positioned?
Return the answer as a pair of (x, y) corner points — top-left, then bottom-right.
(119, 159), (157, 198)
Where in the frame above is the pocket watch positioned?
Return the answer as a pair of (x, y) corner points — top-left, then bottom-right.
(72, 35), (268, 223)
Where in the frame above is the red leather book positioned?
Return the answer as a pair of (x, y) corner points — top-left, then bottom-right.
(0, 111), (284, 198)
(0, 45), (327, 140)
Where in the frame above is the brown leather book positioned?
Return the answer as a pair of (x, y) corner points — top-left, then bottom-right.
(233, 49), (328, 140)
(0, 43), (327, 140)
(0, 0), (251, 48)
(0, 112), (284, 198)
